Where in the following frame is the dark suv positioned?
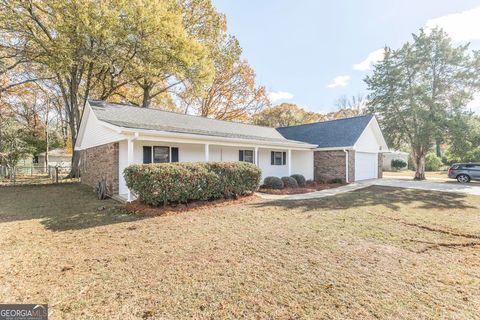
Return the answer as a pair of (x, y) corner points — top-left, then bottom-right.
(448, 163), (480, 182)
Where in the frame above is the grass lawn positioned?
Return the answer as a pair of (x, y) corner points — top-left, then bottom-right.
(1, 184), (480, 319)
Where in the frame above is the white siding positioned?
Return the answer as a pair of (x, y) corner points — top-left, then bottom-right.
(258, 149), (289, 179)
(291, 150), (314, 180)
(383, 152), (409, 171)
(79, 109), (124, 149)
(354, 123), (382, 153)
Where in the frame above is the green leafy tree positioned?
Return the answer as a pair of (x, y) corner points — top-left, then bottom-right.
(366, 28), (480, 180)
(0, 0), (220, 175)
(446, 114), (480, 163)
(116, 0), (214, 108)
(0, 119), (32, 169)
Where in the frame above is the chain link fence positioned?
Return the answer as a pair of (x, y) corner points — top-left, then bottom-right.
(0, 165), (80, 186)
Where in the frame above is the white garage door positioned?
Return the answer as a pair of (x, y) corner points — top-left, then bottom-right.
(355, 152), (378, 181)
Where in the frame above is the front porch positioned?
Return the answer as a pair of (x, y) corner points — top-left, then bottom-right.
(118, 136), (314, 201)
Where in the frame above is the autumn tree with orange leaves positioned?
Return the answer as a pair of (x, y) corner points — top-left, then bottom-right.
(178, 36), (269, 121)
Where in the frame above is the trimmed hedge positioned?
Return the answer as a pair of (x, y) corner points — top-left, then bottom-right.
(263, 176), (284, 189)
(281, 176), (298, 188)
(124, 162), (261, 206)
(290, 174), (306, 187)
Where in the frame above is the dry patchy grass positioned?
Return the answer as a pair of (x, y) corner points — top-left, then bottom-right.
(1, 184), (480, 319)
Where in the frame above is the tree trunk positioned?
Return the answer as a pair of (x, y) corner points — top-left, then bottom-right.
(142, 82), (152, 108)
(44, 128), (49, 170)
(435, 139), (442, 157)
(44, 102), (49, 170)
(414, 153), (426, 180)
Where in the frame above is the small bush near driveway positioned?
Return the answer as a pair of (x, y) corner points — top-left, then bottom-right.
(124, 162), (261, 206)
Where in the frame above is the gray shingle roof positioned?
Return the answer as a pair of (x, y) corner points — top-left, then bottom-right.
(89, 100), (313, 146)
(276, 115), (374, 148)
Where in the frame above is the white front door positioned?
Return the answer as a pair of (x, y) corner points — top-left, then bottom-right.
(355, 152), (378, 181)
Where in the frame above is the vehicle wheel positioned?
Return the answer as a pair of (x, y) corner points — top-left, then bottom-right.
(457, 174), (470, 183)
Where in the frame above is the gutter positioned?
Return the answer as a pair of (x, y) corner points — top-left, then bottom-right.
(115, 126), (318, 150)
(343, 149), (349, 183)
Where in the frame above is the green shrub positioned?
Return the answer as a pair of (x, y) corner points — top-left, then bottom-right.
(425, 153), (443, 171)
(124, 161), (261, 206)
(281, 176), (298, 188)
(329, 178), (343, 184)
(263, 176), (284, 189)
(205, 162), (262, 198)
(290, 174), (306, 187)
(391, 159), (407, 170)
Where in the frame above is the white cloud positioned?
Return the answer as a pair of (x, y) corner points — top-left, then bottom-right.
(353, 49), (385, 71)
(267, 91), (294, 102)
(326, 75), (351, 89)
(467, 92), (480, 113)
(426, 7), (480, 42)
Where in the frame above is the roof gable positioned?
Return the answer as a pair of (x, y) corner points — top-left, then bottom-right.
(276, 115), (375, 148)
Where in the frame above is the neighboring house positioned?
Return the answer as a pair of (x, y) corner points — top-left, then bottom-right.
(277, 115), (388, 182)
(75, 101), (388, 201)
(382, 150), (409, 171)
(37, 148), (72, 167)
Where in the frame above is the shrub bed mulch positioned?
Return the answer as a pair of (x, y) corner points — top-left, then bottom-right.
(258, 183), (344, 195)
(125, 194), (261, 216)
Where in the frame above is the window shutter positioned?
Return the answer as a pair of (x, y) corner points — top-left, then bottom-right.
(143, 146), (152, 164)
(239, 150), (244, 161)
(271, 151), (274, 165)
(282, 152), (286, 165)
(171, 147), (179, 162)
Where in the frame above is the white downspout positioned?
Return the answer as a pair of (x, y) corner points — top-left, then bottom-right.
(343, 149), (349, 183)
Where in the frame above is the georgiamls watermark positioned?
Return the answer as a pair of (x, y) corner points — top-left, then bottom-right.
(0, 304), (48, 320)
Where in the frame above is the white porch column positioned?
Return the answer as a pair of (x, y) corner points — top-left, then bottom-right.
(127, 138), (134, 202)
(287, 149), (292, 176)
(204, 143), (210, 161)
(254, 146), (259, 166)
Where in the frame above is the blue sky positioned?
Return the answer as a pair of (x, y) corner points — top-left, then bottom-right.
(212, 1), (480, 113)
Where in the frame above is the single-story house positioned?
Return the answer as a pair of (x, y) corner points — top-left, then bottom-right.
(277, 115), (388, 182)
(75, 101), (388, 201)
(382, 150), (409, 171)
(37, 148), (72, 167)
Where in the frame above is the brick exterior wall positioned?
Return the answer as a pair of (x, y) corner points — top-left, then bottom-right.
(348, 150), (355, 182)
(378, 152), (383, 179)
(314, 150), (355, 183)
(80, 143), (119, 195)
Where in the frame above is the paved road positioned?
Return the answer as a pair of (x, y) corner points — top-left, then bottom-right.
(257, 178), (480, 201)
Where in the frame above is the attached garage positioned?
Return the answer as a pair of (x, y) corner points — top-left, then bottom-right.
(277, 115), (388, 183)
(355, 152), (378, 181)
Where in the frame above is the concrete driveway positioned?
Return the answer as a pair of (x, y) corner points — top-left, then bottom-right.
(362, 178), (480, 196)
